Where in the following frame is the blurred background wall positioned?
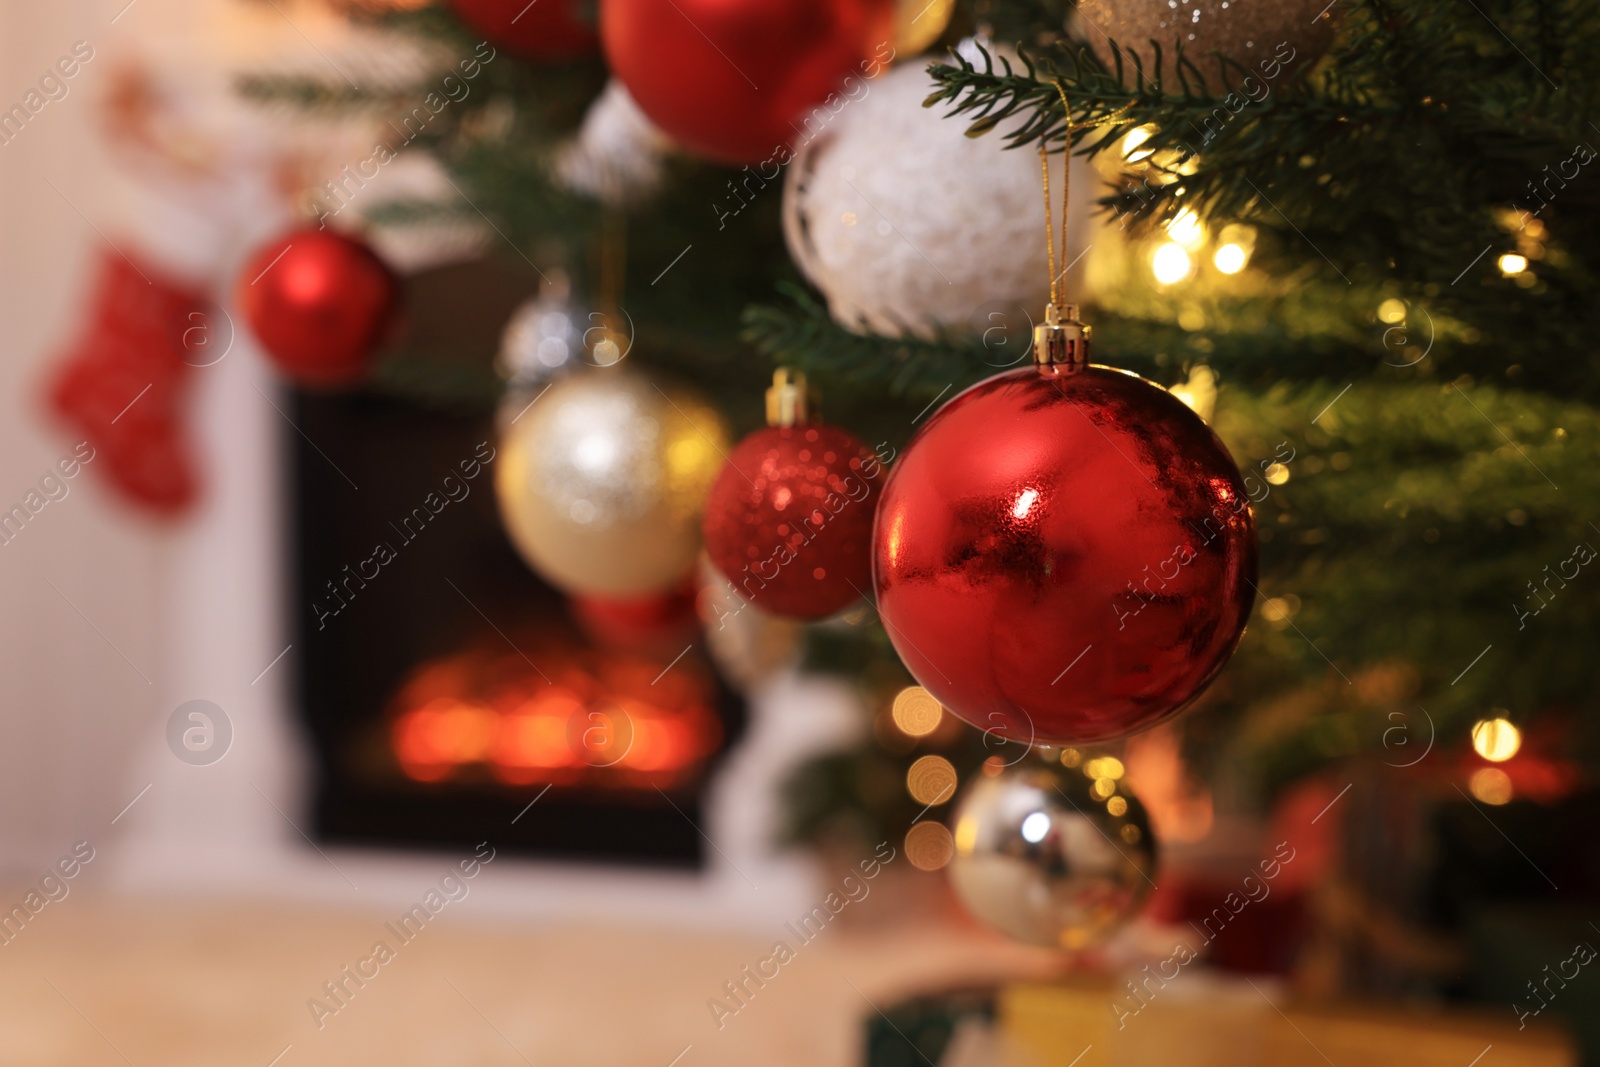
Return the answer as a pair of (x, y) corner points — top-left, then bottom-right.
(0, 0), (168, 879)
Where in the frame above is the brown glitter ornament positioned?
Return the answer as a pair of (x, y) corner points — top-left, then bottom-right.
(1077, 0), (1336, 90)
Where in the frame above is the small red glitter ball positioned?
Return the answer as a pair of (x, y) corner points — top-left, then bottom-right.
(703, 424), (884, 620)
(236, 229), (399, 388)
(873, 365), (1257, 746)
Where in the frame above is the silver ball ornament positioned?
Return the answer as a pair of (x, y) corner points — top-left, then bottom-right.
(948, 762), (1157, 950)
(496, 272), (628, 403)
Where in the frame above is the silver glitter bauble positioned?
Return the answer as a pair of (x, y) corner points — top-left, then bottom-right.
(495, 370), (730, 597)
(948, 762), (1157, 949)
(496, 272), (629, 403)
(497, 294), (583, 392)
(1077, 0), (1335, 89)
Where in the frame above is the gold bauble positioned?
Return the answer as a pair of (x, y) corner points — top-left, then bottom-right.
(1077, 0), (1335, 89)
(894, 0), (955, 56)
(948, 763), (1156, 950)
(495, 370), (729, 598)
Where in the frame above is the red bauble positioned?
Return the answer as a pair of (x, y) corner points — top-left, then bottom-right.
(600, 0), (896, 164)
(703, 424), (883, 620)
(449, 0), (597, 58)
(236, 229), (399, 388)
(873, 366), (1257, 746)
(570, 578), (700, 653)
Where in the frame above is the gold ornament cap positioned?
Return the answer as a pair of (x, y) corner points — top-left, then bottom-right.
(765, 368), (818, 427)
(1033, 302), (1090, 377)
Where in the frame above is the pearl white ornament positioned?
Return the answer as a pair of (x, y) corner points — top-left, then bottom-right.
(553, 80), (675, 205)
(782, 51), (1092, 340)
(494, 371), (729, 598)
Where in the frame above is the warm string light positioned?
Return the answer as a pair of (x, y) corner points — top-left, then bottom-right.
(1213, 243), (1248, 273)
(1472, 716), (1521, 762)
(906, 754), (958, 806)
(1152, 243), (1193, 285)
(1469, 767), (1514, 805)
(906, 821), (954, 870)
(891, 685), (942, 737)
(1115, 128), (1258, 285)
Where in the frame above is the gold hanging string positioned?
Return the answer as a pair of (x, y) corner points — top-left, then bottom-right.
(1039, 84), (1136, 307)
(1033, 88), (1137, 375)
(596, 206), (627, 363)
(1054, 81), (1073, 302)
(1039, 142), (1058, 308)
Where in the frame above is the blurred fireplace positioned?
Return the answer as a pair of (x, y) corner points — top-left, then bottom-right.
(287, 260), (746, 868)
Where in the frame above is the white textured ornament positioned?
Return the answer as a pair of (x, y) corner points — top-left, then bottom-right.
(782, 53), (1090, 340)
(553, 80), (675, 205)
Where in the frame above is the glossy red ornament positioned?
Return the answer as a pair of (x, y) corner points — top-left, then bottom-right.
(873, 365), (1257, 746)
(704, 424), (884, 620)
(449, 0), (597, 58)
(600, 0), (897, 164)
(236, 229), (399, 388)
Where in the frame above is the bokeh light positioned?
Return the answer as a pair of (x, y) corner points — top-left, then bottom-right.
(906, 821), (955, 870)
(1472, 717), (1521, 762)
(890, 685), (943, 737)
(1083, 756), (1124, 780)
(1213, 243), (1248, 274)
(1152, 242), (1193, 285)
(1166, 209), (1206, 250)
(1469, 766), (1514, 805)
(906, 754), (958, 806)
(1121, 124), (1156, 162)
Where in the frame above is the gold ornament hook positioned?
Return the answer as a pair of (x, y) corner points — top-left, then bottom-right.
(1036, 80), (1086, 375)
(765, 368), (817, 427)
(1033, 301), (1090, 376)
(1033, 84), (1133, 376)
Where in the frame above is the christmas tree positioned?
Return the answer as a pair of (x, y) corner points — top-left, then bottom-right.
(243, 0), (1598, 968)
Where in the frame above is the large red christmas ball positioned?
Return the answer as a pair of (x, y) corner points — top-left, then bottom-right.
(449, 0), (597, 58)
(600, 0), (896, 164)
(703, 424), (883, 619)
(873, 366), (1257, 746)
(236, 229), (399, 388)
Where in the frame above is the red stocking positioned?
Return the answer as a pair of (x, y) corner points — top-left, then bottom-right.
(46, 249), (206, 514)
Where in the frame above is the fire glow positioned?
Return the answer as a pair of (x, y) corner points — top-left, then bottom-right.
(390, 645), (722, 789)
